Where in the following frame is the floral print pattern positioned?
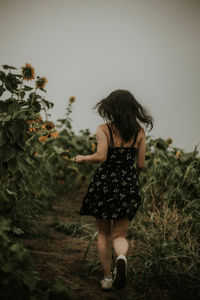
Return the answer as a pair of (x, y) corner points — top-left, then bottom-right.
(79, 125), (142, 221)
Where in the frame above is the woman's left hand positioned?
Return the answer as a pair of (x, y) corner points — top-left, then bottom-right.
(74, 155), (85, 164)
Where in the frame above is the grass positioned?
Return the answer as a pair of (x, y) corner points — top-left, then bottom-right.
(48, 221), (93, 237)
(127, 200), (200, 300)
(76, 199), (200, 299)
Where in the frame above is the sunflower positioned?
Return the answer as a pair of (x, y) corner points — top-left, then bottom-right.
(34, 115), (42, 123)
(39, 135), (48, 142)
(69, 96), (75, 103)
(27, 127), (37, 134)
(26, 118), (40, 124)
(36, 76), (48, 90)
(26, 119), (33, 124)
(21, 63), (35, 81)
(166, 138), (173, 145)
(42, 121), (54, 131)
(50, 131), (59, 138)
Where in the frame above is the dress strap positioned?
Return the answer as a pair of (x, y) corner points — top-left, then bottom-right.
(106, 124), (114, 147)
(131, 129), (139, 148)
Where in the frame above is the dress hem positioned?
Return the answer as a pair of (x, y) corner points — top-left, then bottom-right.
(79, 211), (137, 221)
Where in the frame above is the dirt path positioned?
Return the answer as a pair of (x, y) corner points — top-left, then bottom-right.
(20, 186), (171, 300)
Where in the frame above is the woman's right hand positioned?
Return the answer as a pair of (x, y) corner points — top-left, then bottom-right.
(74, 155), (85, 164)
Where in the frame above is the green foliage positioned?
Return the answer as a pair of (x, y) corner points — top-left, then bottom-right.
(0, 63), (96, 232)
(0, 63), (91, 299)
(128, 202), (200, 299)
(127, 137), (200, 299)
(0, 218), (40, 300)
(80, 231), (99, 275)
(50, 221), (90, 236)
(0, 64), (55, 231)
(0, 217), (72, 300)
(47, 277), (71, 300)
(140, 137), (200, 214)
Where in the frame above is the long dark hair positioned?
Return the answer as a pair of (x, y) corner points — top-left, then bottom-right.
(93, 89), (153, 142)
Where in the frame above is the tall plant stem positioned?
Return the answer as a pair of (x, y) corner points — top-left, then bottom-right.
(31, 86), (37, 106)
(18, 77), (23, 100)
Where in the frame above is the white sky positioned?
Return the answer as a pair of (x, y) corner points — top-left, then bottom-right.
(0, 0), (200, 152)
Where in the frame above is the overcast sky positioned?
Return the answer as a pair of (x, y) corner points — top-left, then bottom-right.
(0, 0), (200, 152)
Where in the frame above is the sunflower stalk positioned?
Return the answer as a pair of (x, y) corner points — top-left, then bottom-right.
(41, 97), (48, 122)
(31, 86), (37, 106)
(17, 76), (23, 101)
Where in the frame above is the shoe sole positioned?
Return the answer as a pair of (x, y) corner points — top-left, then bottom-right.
(100, 283), (112, 291)
(100, 279), (113, 291)
(100, 287), (112, 291)
(113, 258), (127, 289)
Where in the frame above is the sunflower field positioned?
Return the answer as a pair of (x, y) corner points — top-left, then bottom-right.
(0, 64), (199, 300)
(0, 63), (97, 299)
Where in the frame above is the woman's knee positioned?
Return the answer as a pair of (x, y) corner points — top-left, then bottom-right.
(98, 231), (112, 242)
(96, 219), (112, 238)
(111, 217), (130, 240)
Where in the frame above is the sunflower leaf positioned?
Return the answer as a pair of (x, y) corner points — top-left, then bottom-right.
(41, 98), (54, 109)
(0, 71), (6, 81)
(31, 101), (41, 113)
(0, 85), (6, 96)
(53, 145), (65, 155)
(20, 91), (26, 99)
(2, 65), (17, 70)
(23, 85), (33, 91)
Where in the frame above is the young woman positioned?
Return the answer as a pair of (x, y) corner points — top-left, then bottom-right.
(74, 89), (153, 291)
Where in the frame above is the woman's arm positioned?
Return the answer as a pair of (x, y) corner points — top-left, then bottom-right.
(136, 128), (146, 176)
(75, 125), (108, 164)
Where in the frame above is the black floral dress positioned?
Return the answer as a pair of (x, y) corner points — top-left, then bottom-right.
(79, 124), (142, 221)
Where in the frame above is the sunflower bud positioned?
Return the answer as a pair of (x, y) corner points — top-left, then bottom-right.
(42, 122), (54, 131)
(36, 76), (47, 90)
(69, 96), (75, 103)
(166, 138), (173, 145)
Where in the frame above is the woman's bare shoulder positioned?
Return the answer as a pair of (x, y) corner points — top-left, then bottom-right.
(96, 124), (109, 136)
(98, 123), (107, 128)
(138, 127), (145, 136)
(97, 123), (109, 131)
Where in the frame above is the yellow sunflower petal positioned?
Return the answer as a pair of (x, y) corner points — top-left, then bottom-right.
(21, 63), (35, 81)
(36, 77), (48, 90)
(166, 138), (173, 145)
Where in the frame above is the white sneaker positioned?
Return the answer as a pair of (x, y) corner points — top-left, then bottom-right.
(113, 254), (127, 289)
(100, 275), (113, 290)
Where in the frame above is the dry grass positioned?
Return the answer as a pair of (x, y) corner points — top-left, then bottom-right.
(127, 200), (200, 299)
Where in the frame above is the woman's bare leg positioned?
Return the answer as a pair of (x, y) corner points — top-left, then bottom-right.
(96, 219), (113, 277)
(112, 216), (130, 257)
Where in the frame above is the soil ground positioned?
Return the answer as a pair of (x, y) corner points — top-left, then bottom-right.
(20, 186), (172, 300)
